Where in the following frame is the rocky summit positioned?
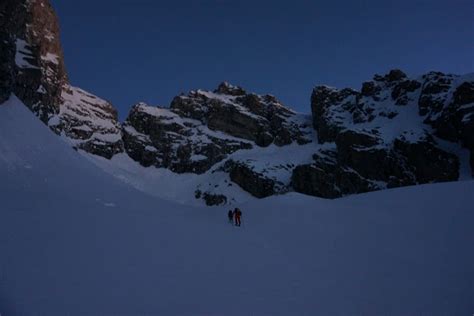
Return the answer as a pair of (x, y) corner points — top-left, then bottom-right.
(122, 83), (312, 174)
(1, 0), (473, 206)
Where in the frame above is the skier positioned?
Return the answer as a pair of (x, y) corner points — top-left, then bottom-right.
(233, 207), (242, 227)
(227, 210), (234, 224)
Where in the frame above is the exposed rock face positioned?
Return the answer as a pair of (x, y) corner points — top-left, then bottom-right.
(170, 82), (311, 147)
(418, 74), (474, 175)
(49, 86), (123, 158)
(122, 84), (312, 174)
(292, 131), (459, 199)
(0, 0), (67, 122)
(195, 190), (227, 206)
(296, 69), (471, 198)
(123, 102), (253, 173)
(0, 13), (14, 104)
(311, 69), (424, 144)
(224, 160), (280, 198)
(119, 84), (313, 205)
(0, 0), (123, 159)
(1, 2), (472, 206)
(292, 150), (375, 199)
(471, 149), (474, 176)
(310, 86), (359, 143)
(421, 76), (474, 153)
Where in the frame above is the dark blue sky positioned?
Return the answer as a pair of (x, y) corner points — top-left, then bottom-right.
(51, 0), (473, 119)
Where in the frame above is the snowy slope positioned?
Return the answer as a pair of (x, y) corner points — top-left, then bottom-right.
(81, 140), (326, 206)
(0, 96), (473, 315)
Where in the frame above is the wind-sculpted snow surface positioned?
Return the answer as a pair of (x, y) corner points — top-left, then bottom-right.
(0, 96), (473, 315)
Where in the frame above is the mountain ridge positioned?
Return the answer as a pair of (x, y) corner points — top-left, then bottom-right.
(1, 0), (473, 206)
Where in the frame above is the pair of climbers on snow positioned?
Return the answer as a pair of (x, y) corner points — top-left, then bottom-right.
(227, 208), (242, 227)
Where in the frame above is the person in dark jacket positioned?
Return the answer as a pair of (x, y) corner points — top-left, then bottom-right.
(233, 208), (242, 227)
(227, 210), (234, 224)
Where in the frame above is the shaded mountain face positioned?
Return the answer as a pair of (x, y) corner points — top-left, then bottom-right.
(122, 83), (312, 174)
(120, 71), (473, 205)
(49, 86), (123, 158)
(0, 0), (123, 157)
(1, 0), (473, 205)
(0, 0), (67, 121)
(291, 70), (474, 198)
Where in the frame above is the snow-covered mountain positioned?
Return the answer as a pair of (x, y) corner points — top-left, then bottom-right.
(1, 2), (473, 314)
(1, 0), (473, 207)
(295, 70), (474, 198)
(1, 95), (473, 315)
(123, 82), (312, 174)
(0, 0), (123, 155)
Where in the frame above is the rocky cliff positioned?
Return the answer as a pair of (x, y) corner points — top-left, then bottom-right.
(49, 86), (123, 158)
(0, 0), (122, 156)
(291, 70), (473, 199)
(122, 82), (311, 174)
(1, 0), (472, 206)
(114, 70), (472, 205)
(0, 0), (67, 121)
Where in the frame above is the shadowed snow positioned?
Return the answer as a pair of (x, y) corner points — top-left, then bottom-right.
(0, 96), (473, 315)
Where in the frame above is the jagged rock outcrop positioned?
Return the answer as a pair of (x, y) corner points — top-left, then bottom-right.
(194, 190), (228, 206)
(311, 70), (474, 153)
(1, 1), (472, 206)
(292, 132), (459, 198)
(292, 150), (376, 198)
(420, 74), (474, 173)
(122, 102), (253, 173)
(49, 86), (123, 158)
(170, 82), (311, 147)
(294, 69), (472, 198)
(0, 0), (67, 122)
(0, 0), (123, 158)
(122, 83), (312, 174)
(223, 160), (282, 198)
